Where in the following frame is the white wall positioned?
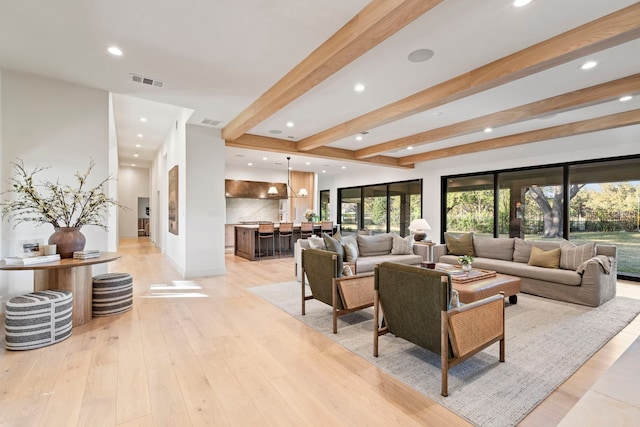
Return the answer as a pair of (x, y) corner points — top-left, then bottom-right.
(184, 124), (225, 277)
(0, 70), (111, 304)
(108, 93), (119, 251)
(161, 111), (190, 272)
(319, 125), (640, 243)
(118, 166), (150, 238)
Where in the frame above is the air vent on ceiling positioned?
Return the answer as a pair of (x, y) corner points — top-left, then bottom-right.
(130, 74), (165, 88)
(200, 118), (222, 126)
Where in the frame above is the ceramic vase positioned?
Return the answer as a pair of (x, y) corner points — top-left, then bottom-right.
(48, 227), (86, 258)
(462, 263), (472, 272)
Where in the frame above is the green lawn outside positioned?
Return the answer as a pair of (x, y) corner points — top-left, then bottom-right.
(568, 231), (640, 275)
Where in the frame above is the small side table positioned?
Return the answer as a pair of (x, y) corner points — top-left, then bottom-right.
(0, 253), (122, 327)
(414, 241), (435, 263)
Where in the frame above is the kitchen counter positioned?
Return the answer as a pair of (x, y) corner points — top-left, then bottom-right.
(234, 223), (338, 260)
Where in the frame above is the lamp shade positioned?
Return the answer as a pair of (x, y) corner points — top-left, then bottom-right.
(409, 218), (431, 231)
(298, 188), (308, 197)
(267, 186), (278, 195)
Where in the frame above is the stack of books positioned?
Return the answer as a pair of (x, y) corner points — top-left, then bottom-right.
(73, 250), (100, 259)
(4, 254), (61, 265)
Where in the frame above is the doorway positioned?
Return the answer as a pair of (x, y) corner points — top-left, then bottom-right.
(138, 197), (150, 237)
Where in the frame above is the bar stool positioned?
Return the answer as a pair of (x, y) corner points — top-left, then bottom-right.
(321, 221), (334, 236)
(300, 221), (314, 239)
(278, 222), (294, 257)
(257, 223), (276, 260)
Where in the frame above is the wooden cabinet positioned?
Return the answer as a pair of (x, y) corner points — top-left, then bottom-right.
(234, 226), (257, 260)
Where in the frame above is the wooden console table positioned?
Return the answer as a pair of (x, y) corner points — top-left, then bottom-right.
(0, 252), (122, 327)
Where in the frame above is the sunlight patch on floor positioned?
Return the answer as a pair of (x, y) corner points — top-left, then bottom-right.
(141, 280), (208, 298)
(140, 292), (209, 299)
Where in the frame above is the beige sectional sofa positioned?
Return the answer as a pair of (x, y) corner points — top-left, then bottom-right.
(433, 233), (617, 307)
(295, 233), (428, 282)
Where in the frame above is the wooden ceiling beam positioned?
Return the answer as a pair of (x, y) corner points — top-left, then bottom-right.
(221, 0), (441, 142)
(398, 109), (640, 164)
(297, 3), (640, 152)
(356, 73), (640, 158)
(226, 135), (413, 169)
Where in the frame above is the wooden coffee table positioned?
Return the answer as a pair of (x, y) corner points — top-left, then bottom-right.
(453, 272), (520, 304)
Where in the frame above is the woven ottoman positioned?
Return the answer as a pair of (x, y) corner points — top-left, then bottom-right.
(5, 290), (73, 351)
(92, 273), (133, 317)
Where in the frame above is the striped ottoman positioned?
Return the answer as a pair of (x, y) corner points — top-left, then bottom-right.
(5, 290), (73, 351)
(92, 273), (133, 317)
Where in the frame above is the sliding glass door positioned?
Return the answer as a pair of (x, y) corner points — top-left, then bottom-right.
(442, 155), (640, 279)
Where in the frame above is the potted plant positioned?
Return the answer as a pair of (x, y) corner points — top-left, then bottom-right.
(1, 159), (127, 257)
(458, 255), (474, 272)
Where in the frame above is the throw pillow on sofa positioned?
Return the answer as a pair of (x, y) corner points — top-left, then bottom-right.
(357, 234), (393, 256)
(513, 238), (562, 263)
(560, 240), (596, 270)
(391, 234), (414, 255)
(444, 232), (474, 256)
(473, 236), (514, 261)
(513, 238), (532, 263)
(308, 235), (325, 249)
(340, 235), (359, 261)
(528, 246), (561, 269)
(344, 242), (359, 262)
(323, 233), (344, 276)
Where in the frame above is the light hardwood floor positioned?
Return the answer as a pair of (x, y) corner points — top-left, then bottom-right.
(0, 237), (638, 426)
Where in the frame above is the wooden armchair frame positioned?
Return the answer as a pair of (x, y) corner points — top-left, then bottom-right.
(301, 248), (374, 334)
(373, 262), (505, 396)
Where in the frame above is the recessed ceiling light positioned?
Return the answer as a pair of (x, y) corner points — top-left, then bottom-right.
(107, 46), (123, 56)
(305, 162), (311, 165)
(131, 163), (136, 167)
(354, 83), (365, 92)
(356, 135), (363, 141)
(135, 144), (141, 148)
(140, 117), (147, 122)
(341, 166), (347, 170)
(619, 95), (633, 102)
(288, 166), (293, 170)
(407, 146), (413, 150)
(407, 48), (434, 63)
(286, 122), (294, 128)
(137, 134), (143, 138)
(262, 157), (268, 161)
(484, 127), (493, 133)
(269, 129), (282, 134)
(513, 0), (532, 7)
(580, 60), (598, 70)
(134, 153), (139, 157)
(248, 162), (253, 166)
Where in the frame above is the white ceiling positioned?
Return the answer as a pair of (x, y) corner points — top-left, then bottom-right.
(1, 0), (638, 175)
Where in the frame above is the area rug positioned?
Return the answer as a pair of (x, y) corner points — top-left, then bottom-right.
(249, 281), (640, 427)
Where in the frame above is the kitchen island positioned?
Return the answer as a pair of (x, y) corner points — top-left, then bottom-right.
(234, 223), (337, 261)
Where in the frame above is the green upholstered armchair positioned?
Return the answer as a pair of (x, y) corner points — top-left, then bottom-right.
(373, 262), (505, 396)
(301, 248), (375, 334)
